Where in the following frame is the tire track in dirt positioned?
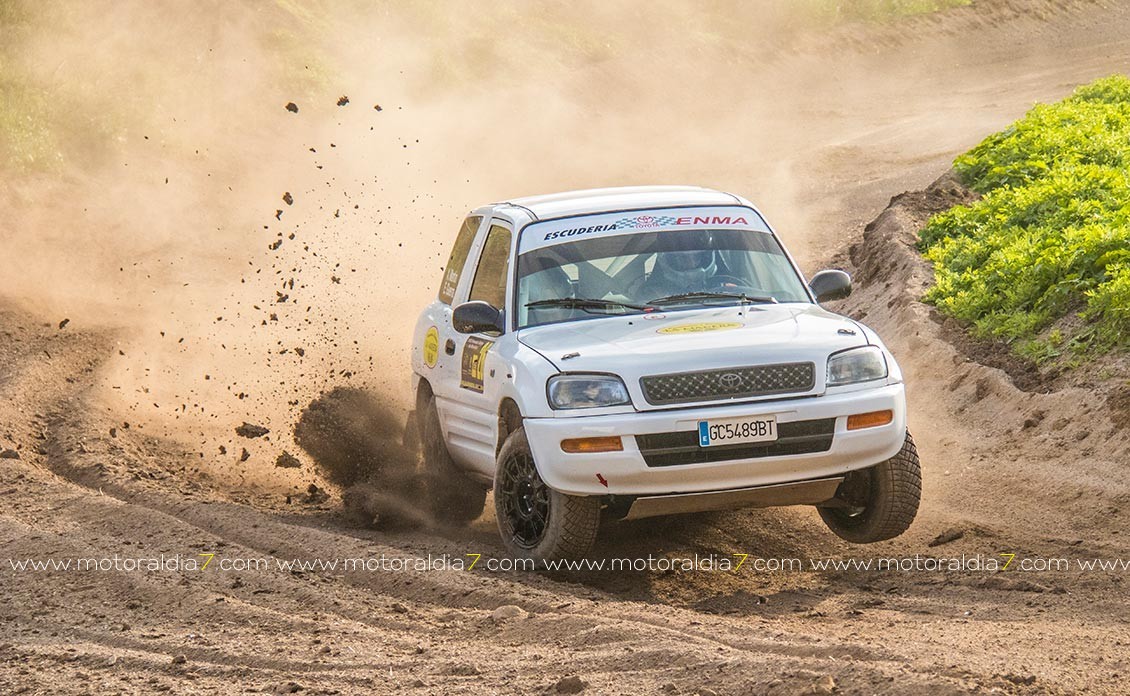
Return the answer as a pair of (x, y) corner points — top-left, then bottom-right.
(6, 287), (1124, 694)
(0, 306), (982, 694)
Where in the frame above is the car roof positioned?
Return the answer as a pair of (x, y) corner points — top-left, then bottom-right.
(500, 185), (745, 221)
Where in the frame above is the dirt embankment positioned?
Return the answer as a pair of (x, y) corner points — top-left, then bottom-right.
(838, 171), (1130, 547)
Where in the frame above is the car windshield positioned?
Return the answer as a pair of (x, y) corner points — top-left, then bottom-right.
(516, 228), (811, 328)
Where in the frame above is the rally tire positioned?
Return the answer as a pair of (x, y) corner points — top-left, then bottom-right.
(420, 396), (487, 525)
(819, 431), (921, 543)
(494, 427), (600, 563)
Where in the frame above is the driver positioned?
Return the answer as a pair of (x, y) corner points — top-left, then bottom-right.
(638, 233), (722, 301)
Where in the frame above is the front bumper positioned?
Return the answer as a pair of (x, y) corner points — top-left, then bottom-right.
(523, 382), (906, 496)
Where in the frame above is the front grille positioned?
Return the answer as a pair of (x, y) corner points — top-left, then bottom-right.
(636, 418), (835, 467)
(639, 362), (815, 406)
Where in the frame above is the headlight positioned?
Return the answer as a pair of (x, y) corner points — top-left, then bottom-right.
(547, 374), (631, 410)
(827, 346), (888, 386)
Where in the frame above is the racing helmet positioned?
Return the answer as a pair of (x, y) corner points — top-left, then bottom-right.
(653, 231), (716, 278)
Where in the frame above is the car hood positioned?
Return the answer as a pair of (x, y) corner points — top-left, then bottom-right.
(517, 304), (867, 410)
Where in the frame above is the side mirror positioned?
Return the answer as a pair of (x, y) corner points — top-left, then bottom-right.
(809, 269), (852, 303)
(452, 301), (504, 334)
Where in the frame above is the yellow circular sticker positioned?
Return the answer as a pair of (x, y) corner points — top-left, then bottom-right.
(657, 322), (742, 335)
(423, 327), (439, 368)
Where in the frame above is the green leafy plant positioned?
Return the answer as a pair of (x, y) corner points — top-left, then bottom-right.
(793, 0), (971, 25)
(920, 75), (1130, 360)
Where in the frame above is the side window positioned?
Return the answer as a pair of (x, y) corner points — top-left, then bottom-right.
(468, 224), (512, 310)
(438, 216), (482, 304)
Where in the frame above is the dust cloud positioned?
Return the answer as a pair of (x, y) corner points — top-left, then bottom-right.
(1, 0), (1034, 495)
(294, 387), (426, 526)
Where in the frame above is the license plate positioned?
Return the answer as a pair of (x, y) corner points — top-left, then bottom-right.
(697, 415), (777, 447)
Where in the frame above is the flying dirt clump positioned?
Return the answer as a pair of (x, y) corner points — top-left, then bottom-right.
(294, 387), (427, 528)
(275, 451), (302, 469)
(236, 422), (270, 438)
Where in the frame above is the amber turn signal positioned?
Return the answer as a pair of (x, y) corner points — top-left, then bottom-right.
(561, 436), (623, 453)
(846, 409), (894, 430)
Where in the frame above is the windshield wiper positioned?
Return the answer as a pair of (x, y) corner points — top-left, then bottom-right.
(647, 291), (778, 306)
(526, 297), (653, 313)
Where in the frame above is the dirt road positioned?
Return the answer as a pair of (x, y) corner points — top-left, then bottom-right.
(3, 1), (1130, 693)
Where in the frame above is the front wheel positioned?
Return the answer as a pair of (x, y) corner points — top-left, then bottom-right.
(494, 427), (600, 563)
(818, 431), (921, 543)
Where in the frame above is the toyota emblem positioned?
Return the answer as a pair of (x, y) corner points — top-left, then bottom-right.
(717, 373), (742, 390)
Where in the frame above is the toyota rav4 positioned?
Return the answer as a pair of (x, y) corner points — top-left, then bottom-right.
(409, 186), (920, 561)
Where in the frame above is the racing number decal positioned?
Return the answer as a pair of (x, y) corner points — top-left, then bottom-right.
(459, 336), (494, 393)
(423, 327), (439, 368)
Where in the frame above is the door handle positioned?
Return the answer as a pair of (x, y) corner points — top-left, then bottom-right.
(445, 339), (456, 356)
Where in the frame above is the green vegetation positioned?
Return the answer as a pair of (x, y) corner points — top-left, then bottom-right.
(0, 2), (147, 173)
(0, 2), (59, 170)
(794, 0), (971, 25)
(0, 0), (333, 174)
(920, 75), (1130, 362)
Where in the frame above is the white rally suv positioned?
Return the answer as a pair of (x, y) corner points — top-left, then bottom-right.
(410, 186), (920, 561)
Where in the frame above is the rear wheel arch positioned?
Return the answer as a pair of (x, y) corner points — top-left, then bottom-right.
(418, 381), (488, 525)
(415, 377), (434, 412)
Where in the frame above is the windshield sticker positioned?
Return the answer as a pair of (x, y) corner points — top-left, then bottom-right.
(423, 327), (439, 368)
(460, 336), (494, 392)
(609, 213), (749, 230)
(657, 322), (742, 335)
(521, 206), (769, 253)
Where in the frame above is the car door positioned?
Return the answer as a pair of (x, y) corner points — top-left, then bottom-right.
(424, 214), (486, 402)
(440, 219), (514, 477)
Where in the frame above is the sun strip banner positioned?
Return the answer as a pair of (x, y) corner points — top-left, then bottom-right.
(518, 206), (771, 254)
